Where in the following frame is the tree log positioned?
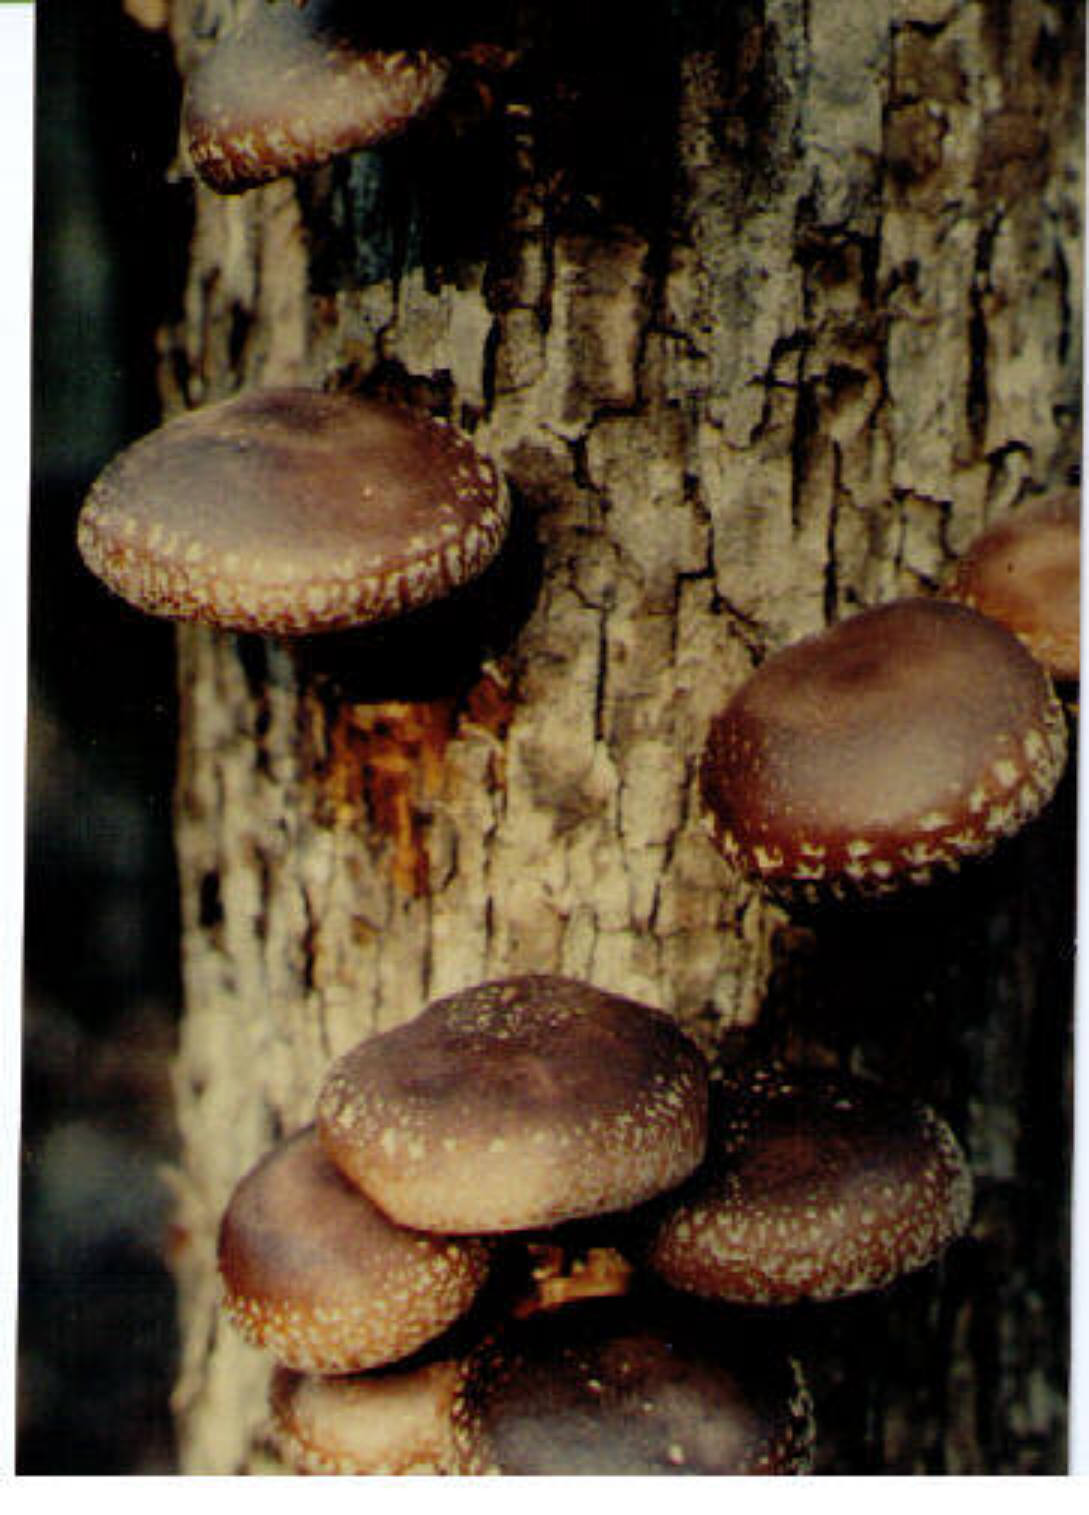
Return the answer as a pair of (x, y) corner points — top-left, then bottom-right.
(149, 0), (1081, 1472)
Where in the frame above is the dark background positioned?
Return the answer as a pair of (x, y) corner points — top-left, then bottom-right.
(19, 0), (188, 1473)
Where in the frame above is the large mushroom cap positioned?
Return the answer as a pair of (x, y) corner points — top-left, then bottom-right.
(701, 597), (1068, 899)
(316, 974), (710, 1234)
(184, 1), (451, 193)
(455, 1302), (815, 1475)
(77, 388), (509, 635)
(268, 1358), (475, 1475)
(945, 492), (1081, 685)
(647, 1065), (973, 1306)
(217, 1126), (491, 1374)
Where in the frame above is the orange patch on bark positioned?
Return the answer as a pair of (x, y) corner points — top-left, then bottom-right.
(463, 665), (517, 742)
(312, 663), (516, 897)
(321, 700), (456, 896)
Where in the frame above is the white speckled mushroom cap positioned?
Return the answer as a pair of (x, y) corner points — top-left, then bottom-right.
(268, 1358), (476, 1476)
(217, 1126), (491, 1374)
(647, 1065), (973, 1306)
(455, 1303), (815, 1475)
(316, 975), (710, 1234)
(77, 388), (509, 635)
(184, 2), (451, 193)
(701, 598), (1068, 900)
(945, 492), (1081, 685)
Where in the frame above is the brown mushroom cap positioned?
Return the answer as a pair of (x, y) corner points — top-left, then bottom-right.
(455, 1303), (815, 1475)
(217, 1126), (491, 1374)
(945, 492), (1081, 684)
(77, 388), (509, 635)
(268, 1358), (475, 1475)
(184, 2), (451, 193)
(647, 1066), (973, 1305)
(701, 598), (1068, 899)
(316, 975), (710, 1234)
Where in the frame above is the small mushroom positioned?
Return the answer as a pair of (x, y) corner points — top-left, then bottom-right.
(217, 1126), (491, 1374)
(268, 1358), (476, 1475)
(184, 2), (451, 193)
(316, 974), (710, 1234)
(455, 1301), (815, 1475)
(701, 598), (1068, 900)
(77, 388), (509, 635)
(647, 1065), (973, 1306)
(944, 491), (1081, 686)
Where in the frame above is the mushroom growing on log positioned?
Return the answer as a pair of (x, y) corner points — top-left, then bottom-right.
(647, 1064), (973, 1306)
(268, 1358), (477, 1475)
(183, 1), (451, 193)
(455, 1299), (815, 1475)
(217, 1125), (491, 1374)
(700, 599), (1068, 901)
(76, 387), (509, 635)
(316, 973), (711, 1233)
(944, 491), (1081, 688)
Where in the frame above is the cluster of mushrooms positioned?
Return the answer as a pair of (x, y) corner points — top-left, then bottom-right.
(215, 973), (973, 1474)
(71, 0), (1081, 1480)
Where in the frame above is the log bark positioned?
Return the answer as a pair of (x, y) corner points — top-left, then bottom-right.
(150, 0), (1081, 1473)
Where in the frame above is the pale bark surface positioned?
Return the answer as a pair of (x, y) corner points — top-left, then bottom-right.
(151, 0), (1081, 1473)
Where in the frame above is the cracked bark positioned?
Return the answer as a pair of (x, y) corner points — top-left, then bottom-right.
(149, 0), (1082, 1474)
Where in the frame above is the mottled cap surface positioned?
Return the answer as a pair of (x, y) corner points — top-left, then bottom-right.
(184, 2), (450, 192)
(317, 975), (710, 1233)
(269, 1358), (474, 1475)
(701, 598), (1068, 899)
(648, 1066), (973, 1305)
(77, 388), (509, 634)
(217, 1126), (490, 1374)
(454, 1303), (815, 1475)
(946, 492), (1081, 684)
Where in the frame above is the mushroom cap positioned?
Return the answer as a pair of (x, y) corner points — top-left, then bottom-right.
(701, 598), (1068, 899)
(184, 2), (451, 193)
(268, 1358), (475, 1475)
(217, 1126), (491, 1374)
(77, 388), (509, 635)
(647, 1065), (973, 1305)
(316, 974), (710, 1234)
(455, 1303), (815, 1475)
(945, 492), (1081, 684)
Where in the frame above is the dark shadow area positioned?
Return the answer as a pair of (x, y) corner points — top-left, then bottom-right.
(298, 0), (694, 297)
(19, 0), (187, 1474)
(288, 486), (543, 703)
(742, 729), (1078, 1473)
